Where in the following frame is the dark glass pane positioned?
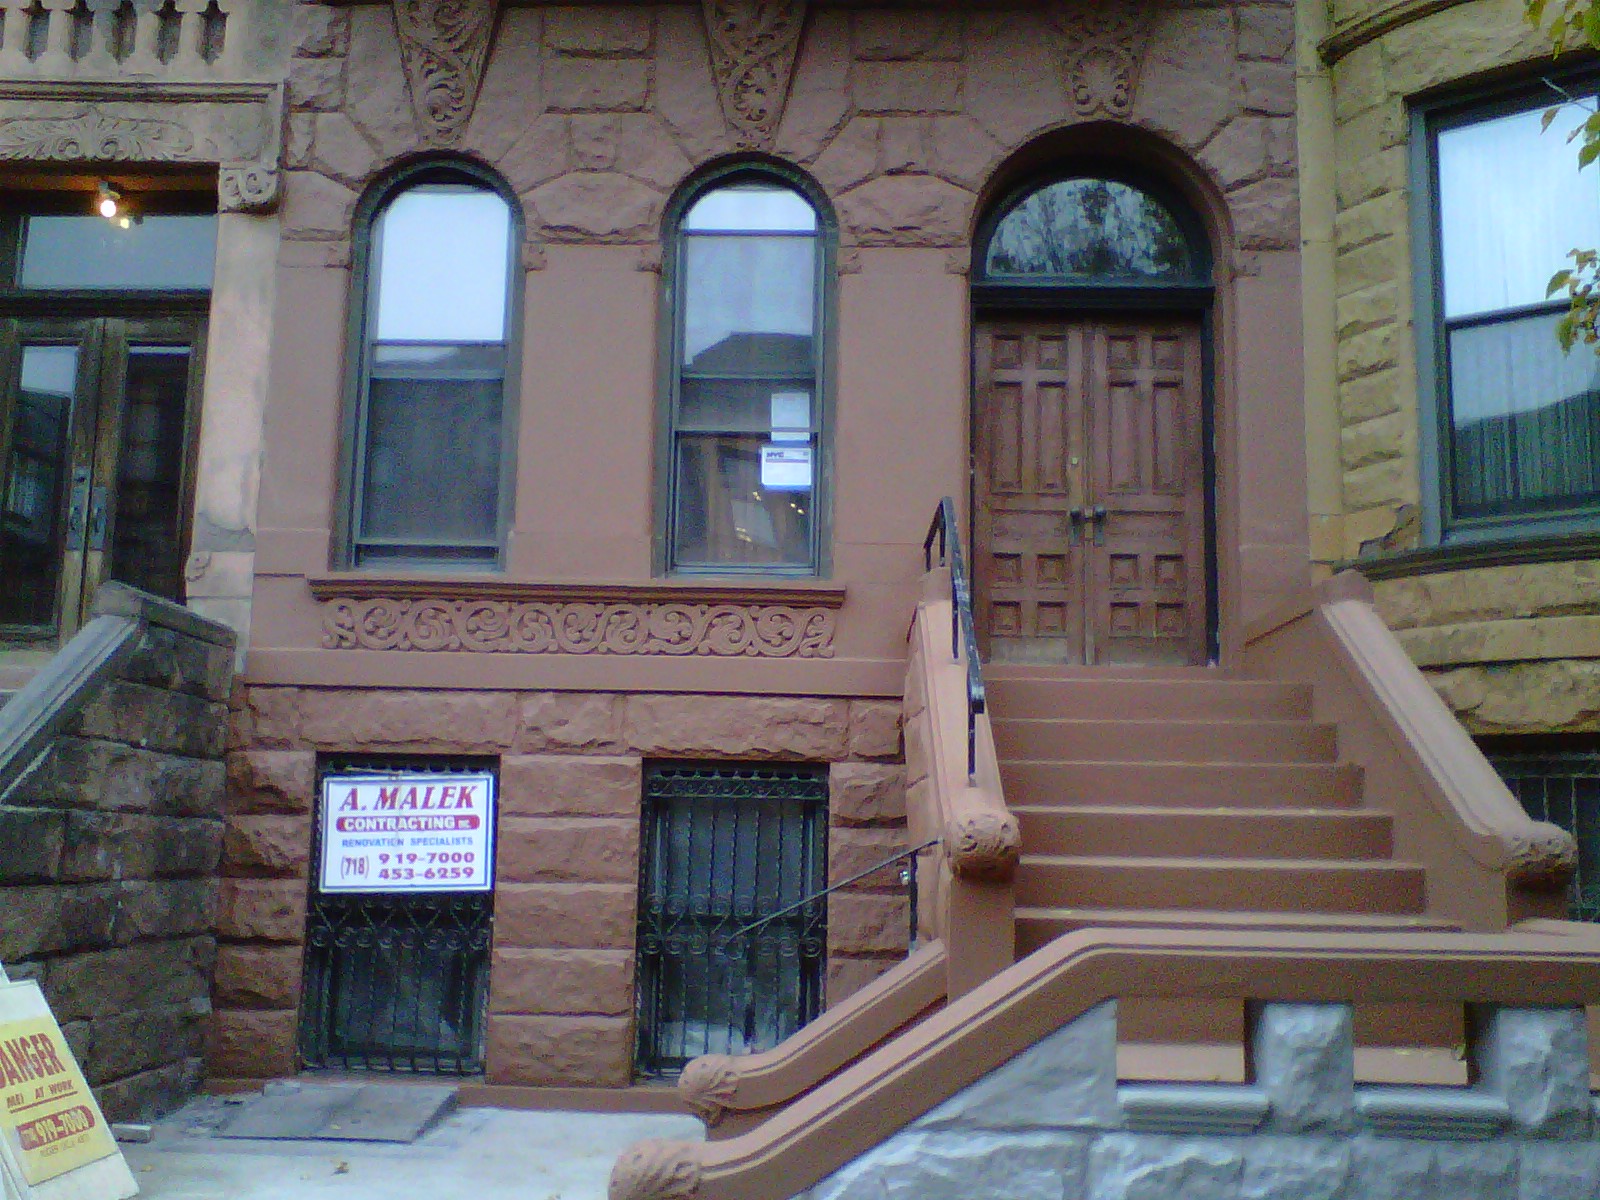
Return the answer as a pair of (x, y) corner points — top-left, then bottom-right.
(358, 373), (502, 559)
(678, 379), (813, 434)
(673, 433), (813, 567)
(1449, 310), (1600, 518)
(110, 347), (190, 602)
(983, 179), (1194, 283)
(683, 236), (815, 372)
(20, 215), (216, 290)
(0, 345), (77, 626)
(374, 188), (510, 343)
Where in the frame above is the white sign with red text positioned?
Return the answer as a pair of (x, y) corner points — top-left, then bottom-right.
(319, 773), (496, 894)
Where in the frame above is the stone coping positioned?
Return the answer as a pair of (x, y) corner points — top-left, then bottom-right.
(306, 575), (848, 608)
(94, 582), (239, 649)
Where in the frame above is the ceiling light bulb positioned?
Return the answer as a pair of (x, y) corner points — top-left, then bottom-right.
(96, 182), (121, 221)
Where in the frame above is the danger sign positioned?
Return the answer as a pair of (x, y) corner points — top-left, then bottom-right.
(319, 773), (496, 894)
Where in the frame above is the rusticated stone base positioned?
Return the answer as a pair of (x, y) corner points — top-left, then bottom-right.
(218, 684), (908, 1090)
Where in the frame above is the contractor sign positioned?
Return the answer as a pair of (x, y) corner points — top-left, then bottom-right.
(319, 772), (496, 894)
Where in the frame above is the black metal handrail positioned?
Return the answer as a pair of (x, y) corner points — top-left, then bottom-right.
(922, 497), (987, 780)
(725, 838), (941, 949)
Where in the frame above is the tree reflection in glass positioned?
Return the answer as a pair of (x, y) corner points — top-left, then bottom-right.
(984, 179), (1193, 283)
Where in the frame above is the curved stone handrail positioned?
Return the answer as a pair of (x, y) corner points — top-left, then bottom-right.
(609, 921), (1600, 1200)
(678, 940), (947, 1136)
(1243, 571), (1576, 924)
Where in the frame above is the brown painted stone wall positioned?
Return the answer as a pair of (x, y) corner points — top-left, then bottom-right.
(213, 685), (905, 1089)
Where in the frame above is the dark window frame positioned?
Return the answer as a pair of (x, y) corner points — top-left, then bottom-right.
(655, 160), (837, 578)
(337, 158), (524, 572)
(1412, 66), (1600, 547)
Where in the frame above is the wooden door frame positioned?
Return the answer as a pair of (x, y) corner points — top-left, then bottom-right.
(970, 296), (1220, 665)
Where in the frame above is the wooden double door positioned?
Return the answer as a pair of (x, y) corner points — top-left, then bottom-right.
(973, 316), (1208, 666)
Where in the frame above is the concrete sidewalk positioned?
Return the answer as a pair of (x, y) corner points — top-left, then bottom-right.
(121, 1094), (702, 1200)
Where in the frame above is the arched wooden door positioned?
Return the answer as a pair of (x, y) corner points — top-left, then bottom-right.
(970, 172), (1213, 666)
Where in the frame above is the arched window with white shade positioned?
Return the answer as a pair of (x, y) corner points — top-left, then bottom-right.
(663, 171), (830, 574)
(346, 163), (518, 568)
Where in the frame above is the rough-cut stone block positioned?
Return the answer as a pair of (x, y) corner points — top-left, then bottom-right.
(85, 1007), (202, 1085)
(117, 879), (218, 942)
(928, 115), (1003, 190)
(1474, 1006), (1592, 1137)
(343, 6), (416, 160)
(830, 763), (907, 827)
(282, 171), (357, 238)
(829, 893), (912, 954)
(543, 7), (652, 54)
(837, 174), (971, 246)
(216, 879), (307, 943)
(494, 883), (636, 949)
(496, 818), (640, 884)
(544, 57), (650, 112)
(94, 1057), (203, 1124)
(59, 812), (223, 881)
(43, 938), (213, 1022)
(500, 755), (641, 817)
(15, 737), (224, 816)
(830, 828), (910, 889)
(310, 112), (379, 187)
(287, 53), (343, 110)
(485, 1015), (632, 1086)
(1087, 1136), (1244, 1200)
(122, 626), (234, 702)
(625, 695), (850, 759)
(1237, 5), (1293, 60)
(852, 61), (960, 113)
(1344, 1139), (1433, 1200)
(1240, 1138), (1349, 1200)
(75, 681), (227, 759)
(517, 694), (626, 754)
(568, 114), (690, 188)
(206, 1010), (299, 1078)
(848, 700), (903, 760)
(489, 948), (633, 1016)
(812, 117), (882, 193)
(0, 807), (64, 881)
(222, 815), (312, 878)
(916, 1001), (1119, 1131)
(307, 689), (520, 751)
(1136, 8), (1235, 149)
(530, 172), (662, 239)
(1241, 61), (1295, 116)
(226, 749), (316, 815)
(810, 1129), (1089, 1200)
(293, 3), (349, 57)
(0, 885), (120, 960)
(1254, 1003), (1354, 1132)
(1519, 1142), (1600, 1200)
(1433, 1142), (1519, 1200)
(213, 945), (303, 1011)
(852, 11), (962, 61)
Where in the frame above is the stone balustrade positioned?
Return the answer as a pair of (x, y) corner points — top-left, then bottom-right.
(0, 0), (276, 81)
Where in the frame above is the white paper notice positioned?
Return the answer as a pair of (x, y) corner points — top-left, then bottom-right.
(761, 444), (813, 490)
(769, 391), (810, 442)
(319, 773), (496, 893)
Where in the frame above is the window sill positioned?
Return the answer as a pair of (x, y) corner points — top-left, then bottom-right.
(1344, 530), (1600, 580)
(306, 573), (846, 608)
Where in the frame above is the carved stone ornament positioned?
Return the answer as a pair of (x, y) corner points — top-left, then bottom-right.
(1046, 0), (1155, 119)
(701, 0), (807, 148)
(945, 809), (1021, 882)
(0, 111), (200, 160)
(609, 1140), (703, 1200)
(322, 598), (837, 658)
(678, 1055), (740, 1126)
(392, 0), (499, 145)
(1504, 822), (1579, 891)
(218, 162), (280, 213)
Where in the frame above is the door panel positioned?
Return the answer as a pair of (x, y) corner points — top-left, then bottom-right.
(974, 316), (1207, 666)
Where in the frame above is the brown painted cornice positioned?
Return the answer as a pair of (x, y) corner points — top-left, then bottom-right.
(307, 575), (846, 607)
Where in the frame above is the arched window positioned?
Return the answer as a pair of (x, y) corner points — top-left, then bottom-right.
(664, 173), (827, 574)
(346, 165), (517, 568)
(975, 173), (1209, 294)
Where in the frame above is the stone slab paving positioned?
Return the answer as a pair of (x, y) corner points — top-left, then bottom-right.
(123, 1094), (701, 1200)
(216, 1082), (458, 1142)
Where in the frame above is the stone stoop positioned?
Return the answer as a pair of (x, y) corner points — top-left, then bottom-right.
(987, 666), (1465, 1082)
(794, 1001), (1600, 1200)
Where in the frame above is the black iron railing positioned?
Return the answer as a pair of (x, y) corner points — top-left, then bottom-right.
(1487, 749), (1600, 922)
(923, 496), (987, 780)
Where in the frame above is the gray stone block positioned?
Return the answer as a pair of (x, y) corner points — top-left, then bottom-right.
(1434, 1142), (1519, 1200)
(0, 883), (121, 960)
(75, 680), (227, 760)
(1087, 1135), (1244, 1200)
(1252, 1002), (1354, 1132)
(113, 879), (219, 942)
(42, 938), (214, 1022)
(912, 1000), (1120, 1131)
(808, 1129), (1089, 1200)
(1241, 1138), (1350, 1200)
(1346, 1139), (1435, 1200)
(0, 806), (65, 881)
(15, 737), (225, 816)
(1519, 1142), (1600, 1200)
(59, 812), (225, 881)
(1473, 1006), (1592, 1138)
(121, 626), (235, 702)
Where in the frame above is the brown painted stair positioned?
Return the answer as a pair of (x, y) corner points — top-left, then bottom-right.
(988, 664), (1465, 1082)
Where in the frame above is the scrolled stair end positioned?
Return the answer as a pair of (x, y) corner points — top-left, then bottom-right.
(679, 1054), (740, 1126)
(610, 1139), (704, 1200)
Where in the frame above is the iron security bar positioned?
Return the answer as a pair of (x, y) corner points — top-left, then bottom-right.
(923, 496), (987, 780)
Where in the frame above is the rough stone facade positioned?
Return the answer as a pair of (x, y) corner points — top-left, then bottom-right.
(797, 1000), (1600, 1200)
(0, 600), (235, 1121)
(213, 686), (906, 1088)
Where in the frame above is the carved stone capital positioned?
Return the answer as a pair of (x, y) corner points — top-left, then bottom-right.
(218, 161), (280, 213)
(701, 0), (807, 149)
(1504, 822), (1578, 891)
(945, 809), (1021, 881)
(1047, 0), (1155, 119)
(678, 1054), (740, 1126)
(608, 1139), (703, 1200)
(393, 0), (499, 145)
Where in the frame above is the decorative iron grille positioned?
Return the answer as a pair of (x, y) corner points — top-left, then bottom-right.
(1486, 745), (1600, 922)
(300, 756), (496, 1074)
(634, 762), (828, 1079)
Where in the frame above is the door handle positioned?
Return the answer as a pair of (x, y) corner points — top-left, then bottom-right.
(87, 489), (109, 552)
(65, 468), (91, 552)
(1090, 504), (1106, 546)
(1068, 507), (1084, 546)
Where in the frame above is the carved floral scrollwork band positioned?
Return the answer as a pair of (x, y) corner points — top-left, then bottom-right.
(392, 0), (499, 145)
(321, 597), (837, 658)
(701, 0), (807, 147)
